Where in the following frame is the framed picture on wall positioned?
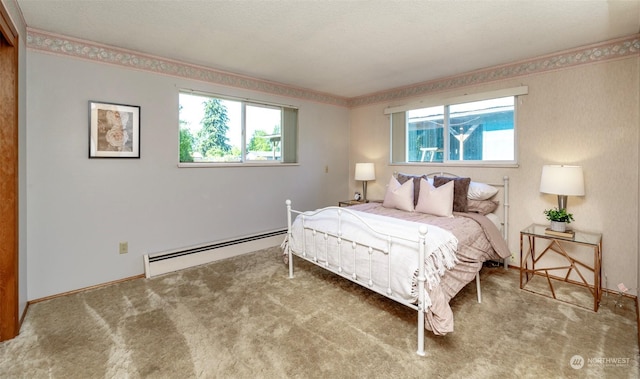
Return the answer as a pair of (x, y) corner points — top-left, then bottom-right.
(89, 101), (141, 158)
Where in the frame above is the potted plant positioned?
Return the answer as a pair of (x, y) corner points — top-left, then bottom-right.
(543, 208), (574, 232)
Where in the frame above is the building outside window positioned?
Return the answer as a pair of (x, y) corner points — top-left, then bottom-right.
(389, 87), (526, 165)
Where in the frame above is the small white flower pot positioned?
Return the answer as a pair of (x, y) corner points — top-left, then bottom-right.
(550, 221), (567, 232)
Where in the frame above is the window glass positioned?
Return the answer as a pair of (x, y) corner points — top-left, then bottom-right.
(407, 106), (444, 162)
(391, 96), (516, 165)
(246, 104), (281, 161)
(179, 92), (297, 164)
(448, 97), (514, 161)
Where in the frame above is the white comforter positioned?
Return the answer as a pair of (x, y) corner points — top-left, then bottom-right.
(288, 207), (458, 307)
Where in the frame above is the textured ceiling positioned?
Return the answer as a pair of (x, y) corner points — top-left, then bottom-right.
(16, 0), (640, 98)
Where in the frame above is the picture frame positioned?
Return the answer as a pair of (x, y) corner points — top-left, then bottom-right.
(89, 101), (140, 158)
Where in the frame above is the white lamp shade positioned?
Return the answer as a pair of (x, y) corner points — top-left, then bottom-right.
(354, 163), (376, 181)
(539, 165), (585, 196)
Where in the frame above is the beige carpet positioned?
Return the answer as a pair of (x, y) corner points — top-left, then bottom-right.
(1, 246), (638, 378)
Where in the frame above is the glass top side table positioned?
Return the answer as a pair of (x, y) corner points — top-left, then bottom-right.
(520, 224), (602, 311)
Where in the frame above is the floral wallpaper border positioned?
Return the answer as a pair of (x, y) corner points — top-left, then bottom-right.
(349, 34), (640, 108)
(27, 28), (639, 109)
(26, 28), (350, 107)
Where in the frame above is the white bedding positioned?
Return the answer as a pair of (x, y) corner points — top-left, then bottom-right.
(288, 207), (458, 307)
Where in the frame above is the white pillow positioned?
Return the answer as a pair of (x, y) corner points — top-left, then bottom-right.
(382, 176), (414, 212)
(467, 181), (499, 200)
(415, 178), (454, 217)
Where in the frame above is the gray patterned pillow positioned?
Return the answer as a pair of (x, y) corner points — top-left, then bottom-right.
(396, 173), (428, 206)
(467, 199), (499, 215)
(433, 176), (471, 212)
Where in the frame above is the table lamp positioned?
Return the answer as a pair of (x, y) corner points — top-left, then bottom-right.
(354, 163), (375, 202)
(539, 165), (585, 210)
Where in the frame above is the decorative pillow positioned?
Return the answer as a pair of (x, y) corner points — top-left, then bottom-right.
(415, 179), (454, 217)
(396, 173), (431, 206)
(468, 181), (499, 200)
(467, 199), (499, 215)
(382, 176), (414, 212)
(433, 176), (471, 212)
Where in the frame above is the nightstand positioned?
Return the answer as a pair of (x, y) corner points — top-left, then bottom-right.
(338, 200), (366, 207)
(520, 224), (602, 311)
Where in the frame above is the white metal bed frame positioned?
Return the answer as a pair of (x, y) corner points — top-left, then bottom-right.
(285, 175), (509, 356)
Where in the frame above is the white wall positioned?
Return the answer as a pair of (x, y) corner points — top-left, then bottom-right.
(26, 51), (350, 299)
(350, 57), (640, 293)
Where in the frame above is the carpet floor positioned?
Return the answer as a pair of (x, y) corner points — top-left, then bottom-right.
(1, 246), (638, 378)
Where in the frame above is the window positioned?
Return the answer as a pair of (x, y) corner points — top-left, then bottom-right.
(389, 87), (526, 165)
(179, 91), (298, 164)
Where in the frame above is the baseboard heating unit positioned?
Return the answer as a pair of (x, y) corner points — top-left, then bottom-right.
(143, 229), (286, 278)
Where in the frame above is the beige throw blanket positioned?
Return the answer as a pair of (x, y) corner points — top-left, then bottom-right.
(348, 203), (508, 335)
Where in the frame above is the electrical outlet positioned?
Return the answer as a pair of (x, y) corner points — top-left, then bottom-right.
(119, 242), (128, 254)
(510, 252), (517, 265)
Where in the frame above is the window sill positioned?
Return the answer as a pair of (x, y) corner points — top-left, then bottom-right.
(177, 162), (299, 168)
(389, 162), (520, 169)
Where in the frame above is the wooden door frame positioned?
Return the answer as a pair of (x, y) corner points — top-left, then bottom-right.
(0, 1), (20, 341)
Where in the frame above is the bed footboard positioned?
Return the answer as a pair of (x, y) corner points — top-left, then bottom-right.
(285, 199), (430, 356)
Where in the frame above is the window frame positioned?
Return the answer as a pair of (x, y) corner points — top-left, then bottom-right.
(386, 86), (527, 167)
(178, 90), (298, 167)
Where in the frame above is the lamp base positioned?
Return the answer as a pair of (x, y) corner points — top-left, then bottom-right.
(557, 195), (568, 210)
